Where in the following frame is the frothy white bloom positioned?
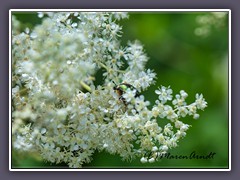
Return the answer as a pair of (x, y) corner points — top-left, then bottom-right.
(12, 12), (207, 168)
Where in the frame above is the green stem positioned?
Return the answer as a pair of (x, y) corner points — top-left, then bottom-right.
(99, 62), (125, 73)
(99, 62), (108, 70)
(80, 81), (92, 92)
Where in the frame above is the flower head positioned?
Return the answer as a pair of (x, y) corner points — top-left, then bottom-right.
(11, 12), (207, 168)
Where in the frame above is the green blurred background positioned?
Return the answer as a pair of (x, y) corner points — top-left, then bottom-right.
(12, 12), (229, 169)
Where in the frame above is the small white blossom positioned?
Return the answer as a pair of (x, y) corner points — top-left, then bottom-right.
(122, 89), (137, 103)
(152, 146), (158, 152)
(37, 12), (44, 18)
(193, 113), (200, 119)
(71, 22), (78, 28)
(188, 104), (197, 115)
(73, 145), (79, 151)
(14, 135), (33, 151)
(140, 157), (148, 163)
(67, 60), (72, 65)
(161, 145), (168, 152)
(155, 86), (173, 103)
(41, 128), (47, 134)
(177, 106), (188, 117)
(162, 105), (177, 120)
(172, 93), (187, 107)
(180, 90), (188, 98)
(195, 93), (208, 110)
(180, 124), (189, 132)
(148, 157), (155, 163)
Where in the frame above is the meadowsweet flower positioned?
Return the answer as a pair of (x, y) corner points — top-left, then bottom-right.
(155, 86), (173, 103)
(140, 157), (148, 163)
(177, 106), (188, 117)
(193, 113), (200, 119)
(162, 105), (177, 120)
(180, 124), (190, 132)
(152, 146), (158, 152)
(12, 12), (207, 168)
(195, 93), (208, 110)
(188, 104), (197, 115)
(14, 135), (33, 150)
(172, 93), (187, 107)
(149, 157), (155, 163)
(122, 88), (137, 103)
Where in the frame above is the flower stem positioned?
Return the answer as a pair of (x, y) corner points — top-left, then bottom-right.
(80, 81), (92, 92)
(99, 62), (125, 73)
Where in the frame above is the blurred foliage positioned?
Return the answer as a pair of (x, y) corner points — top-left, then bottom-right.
(12, 12), (229, 169)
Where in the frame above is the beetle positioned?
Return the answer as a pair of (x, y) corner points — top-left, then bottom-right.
(113, 81), (140, 105)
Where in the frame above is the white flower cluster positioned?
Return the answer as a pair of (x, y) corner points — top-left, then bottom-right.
(12, 12), (207, 168)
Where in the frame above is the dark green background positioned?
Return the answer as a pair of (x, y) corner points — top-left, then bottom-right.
(12, 12), (229, 169)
